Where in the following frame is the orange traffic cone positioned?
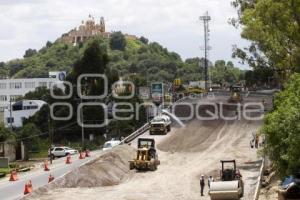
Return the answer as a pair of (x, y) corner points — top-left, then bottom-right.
(85, 150), (90, 157)
(79, 151), (85, 159)
(66, 154), (71, 164)
(24, 180), (33, 195)
(48, 174), (55, 183)
(9, 170), (18, 181)
(44, 160), (50, 171)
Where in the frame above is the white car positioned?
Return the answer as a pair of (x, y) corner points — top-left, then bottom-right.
(102, 140), (121, 151)
(48, 146), (78, 158)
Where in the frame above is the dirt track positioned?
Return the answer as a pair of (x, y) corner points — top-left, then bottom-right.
(28, 121), (263, 200)
(26, 94), (270, 200)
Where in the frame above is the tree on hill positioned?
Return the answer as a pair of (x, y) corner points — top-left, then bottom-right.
(109, 31), (126, 51)
(139, 36), (149, 44)
(24, 48), (37, 58)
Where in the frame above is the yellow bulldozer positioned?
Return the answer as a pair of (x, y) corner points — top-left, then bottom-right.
(209, 160), (244, 200)
(228, 86), (243, 103)
(129, 138), (160, 171)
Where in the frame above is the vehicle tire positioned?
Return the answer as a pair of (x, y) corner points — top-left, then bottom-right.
(149, 159), (156, 171)
(129, 162), (135, 170)
(167, 125), (171, 132)
(51, 154), (55, 160)
(65, 153), (70, 156)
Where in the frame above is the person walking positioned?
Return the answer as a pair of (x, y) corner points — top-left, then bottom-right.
(208, 175), (214, 188)
(200, 175), (205, 196)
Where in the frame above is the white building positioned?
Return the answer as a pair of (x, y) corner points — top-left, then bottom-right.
(0, 71), (65, 124)
(4, 100), (47, 128)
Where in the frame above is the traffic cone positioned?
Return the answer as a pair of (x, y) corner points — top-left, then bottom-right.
(24, 180), (33, 195)
(79, 151), (85, 159)
(9, 170), (18, 181)
(44, 160), (50, 171)
(85, 150), (90, 157)
(66, 154), (71, 164)
(48, 174), (54, 183)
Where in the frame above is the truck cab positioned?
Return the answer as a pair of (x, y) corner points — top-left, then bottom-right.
(150, 115), (171, 135)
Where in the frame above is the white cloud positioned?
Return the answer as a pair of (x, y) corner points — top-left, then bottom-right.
(0, 0), (250, 69)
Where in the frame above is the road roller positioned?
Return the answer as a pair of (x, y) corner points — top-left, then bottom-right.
(209, 160), (244, 200)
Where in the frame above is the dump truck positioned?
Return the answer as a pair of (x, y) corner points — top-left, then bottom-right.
(149, 115), (171, 135)
(228, 86), (243, 103)
(129, 138), (160, 171)
(209, 160), (244, 200)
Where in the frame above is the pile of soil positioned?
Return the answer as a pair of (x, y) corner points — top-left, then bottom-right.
(25, 145), (135, 199)
(58, 145), (135, 188)
(158, 119), (232, 152)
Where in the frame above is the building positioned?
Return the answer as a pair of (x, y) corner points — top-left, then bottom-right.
(0, 71), (65, 123)
(61, 15), (138, 45)
(62, 15), (110, 44)
(4, 100), (47, 128)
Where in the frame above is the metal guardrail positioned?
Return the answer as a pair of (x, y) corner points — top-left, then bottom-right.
(119, 96), (193, 144)
(120, 123), (150, 144)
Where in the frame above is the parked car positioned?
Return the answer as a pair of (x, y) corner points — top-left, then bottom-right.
(48, 146), (78, 158)
(102, 140), (121, 151)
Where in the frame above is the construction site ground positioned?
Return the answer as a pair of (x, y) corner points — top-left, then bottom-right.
(25, 93), (271, 200)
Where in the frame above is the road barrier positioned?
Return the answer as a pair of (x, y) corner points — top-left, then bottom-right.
(85, 150), (90, 157)
(24, 180), (33, 195)
(48, 174), (55, 183)
(66, 154), (72, 164)
(44, 160), (50, 171)
(253, 158), (265, 200)
(9, 170), (18, 181)
(79, 151), (85, 159)
(121, 123), (150, 144)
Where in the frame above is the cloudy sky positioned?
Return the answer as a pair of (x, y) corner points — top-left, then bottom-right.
(0, 0), (250, 68)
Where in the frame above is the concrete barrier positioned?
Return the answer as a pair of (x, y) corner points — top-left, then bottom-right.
(254, 158), (265, 200)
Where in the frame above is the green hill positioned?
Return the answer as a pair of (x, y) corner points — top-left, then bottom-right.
(0, 32), (244, 85)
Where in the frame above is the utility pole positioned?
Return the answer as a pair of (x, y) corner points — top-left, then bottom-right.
(200, 12), (211, 91)
(9, 98), (12, 131)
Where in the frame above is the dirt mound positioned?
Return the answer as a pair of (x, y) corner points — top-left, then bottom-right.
(59, 145), (135, 188)
(158, 119), (227, 152)
(24, 145), (135, 199)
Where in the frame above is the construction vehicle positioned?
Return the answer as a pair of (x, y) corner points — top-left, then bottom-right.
(228, 85), (243, 103)
(129, 138), (160, 171)
(209, 160), (244, 200)
(149, 115), (171, 135)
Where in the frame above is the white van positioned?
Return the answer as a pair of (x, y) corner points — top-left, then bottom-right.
(102, 140), (121, 151)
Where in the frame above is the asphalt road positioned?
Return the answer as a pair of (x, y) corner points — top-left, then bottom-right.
(0, 150), (103, 200)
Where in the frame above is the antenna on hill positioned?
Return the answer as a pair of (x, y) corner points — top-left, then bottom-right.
(199, 11), (211, 91)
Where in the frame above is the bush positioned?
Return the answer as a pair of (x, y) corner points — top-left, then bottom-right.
(262, 73), (300, 177)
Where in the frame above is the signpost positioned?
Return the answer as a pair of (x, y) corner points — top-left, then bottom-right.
(151, 83), (164, 105)
(138, 87), (150, 100)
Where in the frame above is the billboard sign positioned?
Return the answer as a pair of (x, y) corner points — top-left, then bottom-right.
(138, 87), (150, 100)
(151, 83), (163, 104)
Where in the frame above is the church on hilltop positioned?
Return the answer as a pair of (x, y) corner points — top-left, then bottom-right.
(61, 15), (110, 44)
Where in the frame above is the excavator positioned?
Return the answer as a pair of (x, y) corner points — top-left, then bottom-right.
(209, 160), (244, 200)
(129, 138), (160, 171)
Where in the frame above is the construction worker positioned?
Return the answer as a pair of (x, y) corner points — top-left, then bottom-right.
(208, 175), (214, 188)
(200, 175), (205, 196)
(255, 133), (259, 148)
